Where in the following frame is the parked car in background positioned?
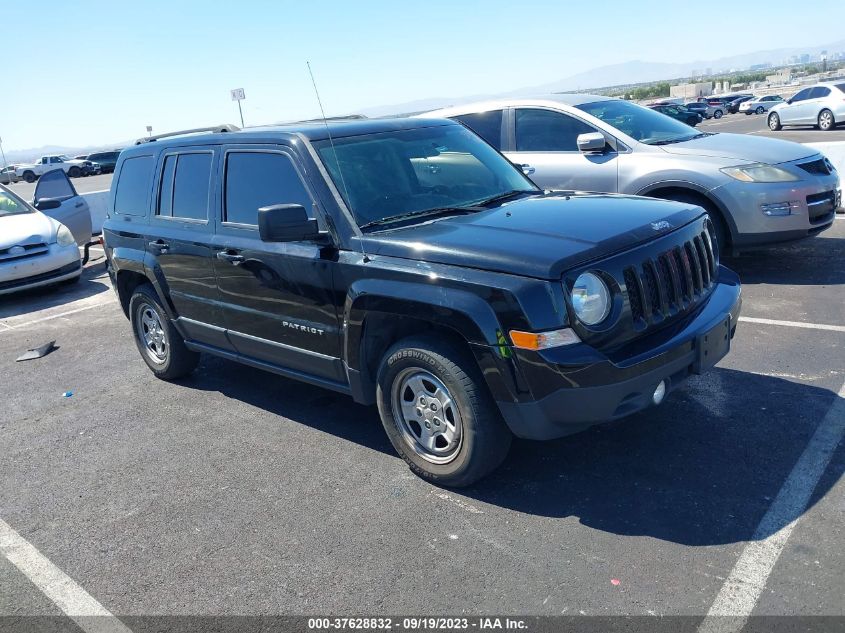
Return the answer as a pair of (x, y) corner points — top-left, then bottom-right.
(28, 169), (92, 246)
(85, 150), (121, 174)
(684, 101), (718, 119)
(104, 119), (741, 486)
(424, 95), (841, 254)
(0, 183), (82, 295)
(81, 160), (102, 176)
(648, 103), (702, 126)
(14, 155), (91, 182)
(727, 95), (754, 114)
(739, 95), (784, 115)
(704, 97), (736, 116)
(1, 166), (20, 184)
(768, 82), (845, 132)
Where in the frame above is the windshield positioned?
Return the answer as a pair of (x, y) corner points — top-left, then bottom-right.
(313, 124), (537, 229)
(576, 99), (703, 145)
(0, 189), (33, 217)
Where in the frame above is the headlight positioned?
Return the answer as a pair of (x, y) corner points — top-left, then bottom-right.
(720, 163), (798, 183)
(571, 272), (611, 326)
(56, 224), (76, 247)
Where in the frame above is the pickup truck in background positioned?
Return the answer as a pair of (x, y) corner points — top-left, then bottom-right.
(14, 155), (92, 183)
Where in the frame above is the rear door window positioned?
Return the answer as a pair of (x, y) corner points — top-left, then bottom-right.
(809, 87), (831, 99)
(451, 110), (504, 149)
(224, 151), (313, 226)
(114, 155), (154, 216)
(157, 152), (212, 221)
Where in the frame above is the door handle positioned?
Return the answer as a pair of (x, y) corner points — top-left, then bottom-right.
(148, 240), (170, 253)
(519, 164), (535, 175)
(216, 250), (245, 265)
(75, 202), (84, 208)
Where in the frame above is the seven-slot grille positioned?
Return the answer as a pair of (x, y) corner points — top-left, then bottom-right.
(0, 242), (49, 263)
(623, 228), (717, 325)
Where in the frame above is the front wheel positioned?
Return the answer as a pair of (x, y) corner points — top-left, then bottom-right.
(768, 112), (782, 131)
(376, 336), (512, 487)
(68, 166), (82, 178)
(129, 284), (199, 380)
(818, 109), (835, 131)
(755, 106), (765, 115)
(713, 109), (723, 119)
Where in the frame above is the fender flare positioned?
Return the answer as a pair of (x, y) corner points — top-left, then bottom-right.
(635, 180), (738, 240)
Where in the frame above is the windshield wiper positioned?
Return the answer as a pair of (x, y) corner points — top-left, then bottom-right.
(359, 206), (481, 230)
(475, 189), (536, 207)
(648, 133), (710, 146)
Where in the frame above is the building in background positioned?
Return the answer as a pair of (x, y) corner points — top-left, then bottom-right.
(670, 82), (713, 99)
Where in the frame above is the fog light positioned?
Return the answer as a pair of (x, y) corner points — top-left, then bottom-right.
(761, 201), (799, 216)
(652, 380), (667, 405)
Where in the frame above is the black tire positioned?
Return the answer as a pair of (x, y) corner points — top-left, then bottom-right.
(653, 191), (729, 254)
(755, 106), (765, 115)
(376, 336), (512, 487)
(818, 109), (835, 132)
(23, 171), (36, 183)
(68, 166), (82, 178)
(713, 109), (723, 119)
(128, 283), (199, 380)
(768, 112), (782, 131)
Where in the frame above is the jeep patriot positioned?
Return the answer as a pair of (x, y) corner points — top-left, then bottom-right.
(103, 118), (741, 486)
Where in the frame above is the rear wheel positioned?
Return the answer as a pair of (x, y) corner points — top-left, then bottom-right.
(818, 109), (835, 131)
(755, 106), (765, 115)
(376, 336), (512, 487)
(129, 283), (199, 380)
(23, 171), (36, 183)
(768, 112), (782, 131)
(68, 166), (82, 178)
(713, 109), (723, 119)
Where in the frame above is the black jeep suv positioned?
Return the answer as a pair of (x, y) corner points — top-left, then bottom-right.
(103, 118), (741, 486)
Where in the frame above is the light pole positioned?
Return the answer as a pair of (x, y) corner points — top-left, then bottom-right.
(0, 136), (9, 176)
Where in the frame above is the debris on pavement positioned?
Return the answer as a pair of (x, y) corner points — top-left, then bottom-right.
(16, 341), (57, 362)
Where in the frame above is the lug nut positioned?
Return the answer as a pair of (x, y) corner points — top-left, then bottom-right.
(430, 403), (438, 411)
(433, 418), (441, 427)
(416, 408), (422, 417)
(425, 421), (431, 429)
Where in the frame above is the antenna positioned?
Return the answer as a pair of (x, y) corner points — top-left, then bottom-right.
(306, 61), (369, 263)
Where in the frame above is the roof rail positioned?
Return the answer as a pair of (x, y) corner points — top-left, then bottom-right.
(135, 124), (241, 145)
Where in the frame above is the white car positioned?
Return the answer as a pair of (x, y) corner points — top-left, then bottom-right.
(0, 184), (82, 295)
(739, 95), (785, 115)
(768, 82), (845, 132)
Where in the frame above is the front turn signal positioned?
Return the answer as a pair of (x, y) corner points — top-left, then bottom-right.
(509, 328), (581, 350)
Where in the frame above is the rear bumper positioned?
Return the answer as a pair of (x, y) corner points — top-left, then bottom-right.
(495, 268), (742, 440)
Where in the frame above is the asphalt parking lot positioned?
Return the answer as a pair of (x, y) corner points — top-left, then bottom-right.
(698, 112), (845, 142)
(1, 219), (843, 629)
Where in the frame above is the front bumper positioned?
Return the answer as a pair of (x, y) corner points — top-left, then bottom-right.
(0, 244), (81, 295)
(710, 169), (840, 248)
(496, 267), (742, 440)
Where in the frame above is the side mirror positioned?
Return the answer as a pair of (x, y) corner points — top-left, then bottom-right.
(577, 132), (607, 153)
(34, 198), (62, 211)
(258, 204), (322, 243)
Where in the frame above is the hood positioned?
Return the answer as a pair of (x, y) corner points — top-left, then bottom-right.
(0, 211), (57, 249)
(360, 193), (703, 279)
(658, 132), (816, 164)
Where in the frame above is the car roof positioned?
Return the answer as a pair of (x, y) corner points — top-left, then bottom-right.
(418, 94), (615, 117)
(118, 117), (458, 157)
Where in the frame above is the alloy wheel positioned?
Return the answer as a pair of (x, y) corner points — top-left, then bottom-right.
(135, 302), (168, 364)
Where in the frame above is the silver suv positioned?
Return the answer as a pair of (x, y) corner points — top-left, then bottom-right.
(422, 95), (841, 253)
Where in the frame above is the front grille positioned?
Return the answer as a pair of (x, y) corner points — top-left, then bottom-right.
(624, 228), (716, 325)
(0, 242), (48, 263)
(807, 191), (837, 221)
(797, 158), (833, 176)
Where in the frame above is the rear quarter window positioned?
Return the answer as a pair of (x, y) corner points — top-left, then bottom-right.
(114, 155), (154, 216)
(452, 111), (504, 150)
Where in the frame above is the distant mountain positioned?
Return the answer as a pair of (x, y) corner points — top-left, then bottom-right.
(360, 38), (845, 117)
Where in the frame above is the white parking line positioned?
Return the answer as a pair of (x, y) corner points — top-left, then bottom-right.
(698, 379), (845, 632)
(0, 301), (111, 333)
(738, 316), (845, 333)
(0, 518), (132, 633)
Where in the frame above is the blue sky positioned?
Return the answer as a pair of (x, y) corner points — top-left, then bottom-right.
(2, 0), (842, 151)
